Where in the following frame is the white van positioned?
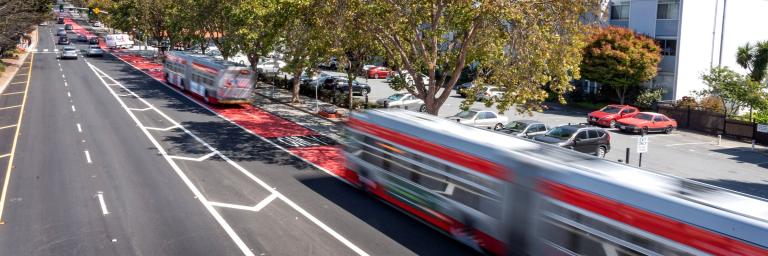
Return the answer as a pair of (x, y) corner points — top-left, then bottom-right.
(105, 34), (134, 49)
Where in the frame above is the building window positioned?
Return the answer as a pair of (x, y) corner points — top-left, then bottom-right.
(657, 39), (677, 56)
(657, 0), (679, 19)
(610, 1), (630, 20)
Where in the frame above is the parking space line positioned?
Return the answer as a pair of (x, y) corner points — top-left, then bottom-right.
(0, 105), (21, 110)
(86, 62), (369, 256)
(0, 53), (33, 224)
(0, 154), (9, 159)
(9, 82), (25, 85)
(665, 142), (712, 147)
(1, 92), (24, 96)
(168, 152), (216, 162)
(0, 125), (17, 130)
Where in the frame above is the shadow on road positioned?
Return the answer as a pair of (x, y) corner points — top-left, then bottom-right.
(695, 178), (768, 199)
(710, 147), (768, 167)
(297, 175), (480, 256)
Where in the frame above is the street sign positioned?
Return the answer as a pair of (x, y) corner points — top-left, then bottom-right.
(637, 136), (649, 153)
(758, 124), (768, 133)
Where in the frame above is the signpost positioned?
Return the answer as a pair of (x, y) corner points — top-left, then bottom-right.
(637, 136), (648, 167)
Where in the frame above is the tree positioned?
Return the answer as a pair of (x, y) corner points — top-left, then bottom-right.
(364, 0), (597, 115)
(0, 0), (51, 56)
(232, 0), (285, 83)
(736, 41), (768, 83)
(580, 26), (661, 105)
(698, 66), (767, 116)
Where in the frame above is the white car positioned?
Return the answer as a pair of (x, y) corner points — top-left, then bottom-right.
(376, 93), (426, 112)
(476, 86), (506, 101)
(446, 109), (509, 130)
(387, 71), (429, 86)
(60, 46), (78, 59)
(256, 59), (286, 74)
(86, 45), (103, 57)
(92, 21), (102, 27)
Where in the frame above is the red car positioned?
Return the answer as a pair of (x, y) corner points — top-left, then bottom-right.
(616, 112), (677, 134)
(587, 104), (639, 128)
(367, 66), (391, 79)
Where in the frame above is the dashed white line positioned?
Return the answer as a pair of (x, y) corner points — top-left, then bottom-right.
(42, 49), (48, 52)
(67, 92), (71, 98)
(64, 81), (68, 87)
(71, 105), (76, 112)
(76, 123), (82, 133)
(84, 150), (92, 163)
(96, 192), (109, 215)
(62, 74), (65, 79)
(53, 49), (59, 52)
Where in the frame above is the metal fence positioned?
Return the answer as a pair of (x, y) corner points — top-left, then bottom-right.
(656, 103), (765, 143)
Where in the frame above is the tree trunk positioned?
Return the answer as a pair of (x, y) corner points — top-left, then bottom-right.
(291, 68), (302, 103)
(616, 86), (626, 105)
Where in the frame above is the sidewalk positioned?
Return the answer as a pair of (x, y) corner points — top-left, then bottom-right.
(252, 84), (348, 142)
(0, 28), (38, 94)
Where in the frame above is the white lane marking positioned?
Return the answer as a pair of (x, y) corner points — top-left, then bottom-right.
(71, 105), (76, 112)
(53, 49), (59, 52)
(253, 193), (278, 212)
(127, 107), (152, 111)
(144, 125), (180, 131)
(76, 123), (82, 133)
(84, 150), (92, 163)
(168, 152), (216, 162)
(59, 67), (63, 72)
(9, 81), (25, 85)
(0, 125), (17, 130)
(665, 142), (712, 147)
(67, 92), (71, 98)
(85, 63), (255, 256)
(96, 191), (109, 215)
(0, 105), (21, 110)
(1, 91), (24, 96)
(64, 82), (68, 87)
(62, 74), (65, 79)
(208, 193), (278, 212)
(87, 63), (369, 256)
(0, 154), (10, 158)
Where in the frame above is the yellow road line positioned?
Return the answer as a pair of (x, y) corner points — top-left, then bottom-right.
(0, 53), (33, 224)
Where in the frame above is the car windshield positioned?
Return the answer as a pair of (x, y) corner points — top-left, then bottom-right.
(545, 126), (577, 139)
(454, 110), (477, 119)
(635, 113), (654, 120)
(503, 121), (527, 132)
(600, 106), (622, 114)
(90, 46), (100, 49)
(387, 94), (405, 101)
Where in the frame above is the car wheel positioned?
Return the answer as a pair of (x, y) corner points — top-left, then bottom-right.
(665, 126), (673, 134)
(419, 105), (426, 112)
(494, 123), (503, 131)
(596, 146), (607, 158)
(374, 74), (379, 79)
(609, 119), (616, 128)
(641, 127), (649, 135)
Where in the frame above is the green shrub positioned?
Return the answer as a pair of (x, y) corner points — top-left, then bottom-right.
(0, 62), (5, 73)
(635, 88), (664, 109)
(699, 95), (725, 112)
(676, 96), (698, 108)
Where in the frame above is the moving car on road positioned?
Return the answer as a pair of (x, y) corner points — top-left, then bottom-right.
(446, 109), (508, 130)
(86, 45), (104, 57)
(64, 24), (73, 31)
(57, 36), (70, 45)
(77, 34), (88, 42)
(60, 46), (78, 59)
(376, 93), (425, 112)
(497, 120), (549, 138)
(57, 17), (65, 24)
(56, 28), (67, 37)
(88, 37), (99, 45)
(587, 104), (639, 128)
(533, 124), (610, 157)
(616, 112), (677, 134)
(163, 51), (255, 104)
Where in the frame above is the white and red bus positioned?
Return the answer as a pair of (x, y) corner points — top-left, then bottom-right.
(163, 51), (254, 104)
(343, 109), (768, 255)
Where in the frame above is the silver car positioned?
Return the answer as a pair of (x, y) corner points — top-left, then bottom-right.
(377, 93), (426, 112)
(56, 28), (67, 37)
(446, 109), (509, 130)
(60, 46), (78, 59)
(86, 45), (104, 57)
(496, 120), (549, 138)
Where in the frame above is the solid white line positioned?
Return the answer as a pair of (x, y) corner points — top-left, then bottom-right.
(168, 152), (216, 162)
(0, 105), (21, 110)
(96, 192), (109, 215)
(144, 125), (180, 131)
(84, 150), (92, 163)
(67, 92), (71, 98)
(76, 123), (82, 133)
(88, 63), (368, 256)
(253, 193), (278, 212)
(85, 63), (255, 256)
(71, 105), (76, 112)
(127, 107), (152, 111)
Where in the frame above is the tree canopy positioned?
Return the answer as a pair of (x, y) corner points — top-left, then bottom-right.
(736, 41), (768, 84)
(580, 26), (661, 105)
(0, 0), (51, 55)
(698, 66), (767, 116)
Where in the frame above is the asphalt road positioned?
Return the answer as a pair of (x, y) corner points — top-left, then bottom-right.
(0, 23), (478, 255)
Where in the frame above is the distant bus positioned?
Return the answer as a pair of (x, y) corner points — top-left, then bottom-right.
(163, 51), (254, 104)
(343, 109), (768, 255)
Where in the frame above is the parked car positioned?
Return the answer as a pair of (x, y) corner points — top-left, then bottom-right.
(57, 36), (70, 45)
(92, 21), (102, 27)
(60, 46), (78, 59)
(376, 93), (426, 112)
(56, 28), (67, 37)
(446, 109), (509, 130)
(322, 77), (371, 95)
(306, 73), (335, 89)
(455, 81), (487, 97)
(476, 86), (506, 101)
(319, 57), (339, 69)
(587, 104), (639, 128)
(367, 66), (391, 79)
(497, 120), (549, 139)
(256, 59), (286, 75)
(387, 71), (429, 86)
(77, 34), (88, 42)
(86, 45), (104, 57)
(39, 21), (47, 26)
(616, 112), (677, 134)
(64, 24), (73, 31)
(88, 37), (100, 45)
(533, 124), (611, 157)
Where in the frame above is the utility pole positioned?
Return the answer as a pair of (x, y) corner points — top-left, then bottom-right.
(718, 0), (728, 67)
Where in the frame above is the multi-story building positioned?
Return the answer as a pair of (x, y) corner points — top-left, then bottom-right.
(608, 0), (768, 100)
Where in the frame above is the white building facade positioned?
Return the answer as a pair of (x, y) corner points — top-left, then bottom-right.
(609, 0), (768, 100)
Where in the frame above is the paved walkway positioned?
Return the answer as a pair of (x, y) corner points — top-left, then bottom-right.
(0, 28), (37, 94)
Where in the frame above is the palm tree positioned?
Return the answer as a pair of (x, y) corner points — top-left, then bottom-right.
(736, 41), (768, 83)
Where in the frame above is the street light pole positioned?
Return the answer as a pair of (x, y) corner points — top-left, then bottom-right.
(718, 0), (727, 67)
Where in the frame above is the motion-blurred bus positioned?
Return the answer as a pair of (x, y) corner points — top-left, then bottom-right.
(164, 51), (254, 104)
(343, 109), (768, 255)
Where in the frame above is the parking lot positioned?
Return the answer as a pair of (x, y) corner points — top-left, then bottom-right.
(321, 70), (768, 198)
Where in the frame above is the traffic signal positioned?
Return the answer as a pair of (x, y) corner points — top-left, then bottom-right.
(93, 8), (100, 14)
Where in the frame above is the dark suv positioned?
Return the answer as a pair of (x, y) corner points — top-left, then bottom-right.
(533, 124), (611, 157)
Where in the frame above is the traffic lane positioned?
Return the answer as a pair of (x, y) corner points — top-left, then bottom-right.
(59, 56), (245, 255)
(88, 54), (480, 255)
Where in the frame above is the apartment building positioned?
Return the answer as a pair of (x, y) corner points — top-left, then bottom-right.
(608, 0), (768, 100)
